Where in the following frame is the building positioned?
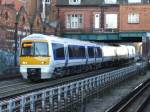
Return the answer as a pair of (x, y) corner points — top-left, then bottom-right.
(1, 0), (150, 43)
(0, 0), (58, 50)
(57, 0), (119, 32)
(0, 0), (26, 50)
(120, 4), (150, 31)
(56, 0), (150, 42)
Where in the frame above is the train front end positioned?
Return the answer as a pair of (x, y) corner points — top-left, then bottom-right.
(20, 36), (53, 80)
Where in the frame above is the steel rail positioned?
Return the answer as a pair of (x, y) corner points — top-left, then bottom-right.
(0, 79), (26, 90)
(106, 78), (150, 112)
(136, 93), (150, 112)
(0, 78), (22, 85)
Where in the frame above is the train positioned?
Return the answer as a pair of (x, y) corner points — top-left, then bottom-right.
(20, 34), (136, 80)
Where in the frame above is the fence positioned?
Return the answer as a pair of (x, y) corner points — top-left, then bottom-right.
(0, 62), (147, 112)
(0, 50), (16, 72)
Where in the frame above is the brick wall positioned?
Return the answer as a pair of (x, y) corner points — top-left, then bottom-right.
(27, 0), (37, 17)
(50, 0), (57, 20)
(58, 6), (119, 33)
(120, 4), (150, 31)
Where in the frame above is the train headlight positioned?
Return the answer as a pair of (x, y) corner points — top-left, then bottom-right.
(22, 61), (28, 65)
(41, 61), (46, 64)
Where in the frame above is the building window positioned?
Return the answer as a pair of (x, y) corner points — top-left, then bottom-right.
(43, 0), (50, 4)
(69, 0), (81, 5)
(94, 13), (101, 29)
(105, 14), (118, 29)
(128, 13), (140, 24)
(105, 0), (117, 4)
(128, 0), (141, 3)
(66, 14), (83, 29)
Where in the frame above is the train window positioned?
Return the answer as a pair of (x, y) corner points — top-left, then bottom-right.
(52, 43), (65, 60)
(79, 46), (85, 58)
(68, 45), (79, 58)
(96, 47), (102, 58)
(21, 42), (34, 56)
(34, 43), (48, 56)
(88, 47), (94, 58)
(68, 45), (85, 59)
(21, 42), (48, 56)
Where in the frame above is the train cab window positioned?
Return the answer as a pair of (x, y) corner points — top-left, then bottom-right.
(21, 42), (33, 56)
(34, 42), (48, 56)
(96, 47), (102, 58)
(52, 43), (65, 60)
(88, 46), (94, 58)
(68, 45), (85, 59)
(21, 42), (48, 56)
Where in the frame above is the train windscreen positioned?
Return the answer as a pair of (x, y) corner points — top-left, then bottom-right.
(21, 42), (49, 56)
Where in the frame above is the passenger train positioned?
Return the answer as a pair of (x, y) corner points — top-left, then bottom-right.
(20, 34), (136, 80)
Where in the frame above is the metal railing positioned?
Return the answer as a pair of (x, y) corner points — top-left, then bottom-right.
(0, 62), (147, 112)
(0, 50), (15, 72)
(63, 27), (119, 33)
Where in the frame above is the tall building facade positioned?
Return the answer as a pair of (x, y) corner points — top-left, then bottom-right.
(56, 0), (150, 42)
(1, 0), (150, 42)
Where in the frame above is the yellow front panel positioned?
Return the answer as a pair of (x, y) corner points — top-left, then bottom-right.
(20, 57), (50, 65)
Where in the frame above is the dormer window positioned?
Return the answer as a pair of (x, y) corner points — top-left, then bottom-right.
(128, 0), (141, 3)
(69, 0), (81, 5)
(43, 0), (50, 4)
(105, 0), (117, 4)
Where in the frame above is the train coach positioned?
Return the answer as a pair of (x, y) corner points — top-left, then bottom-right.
(20, 34), (136, 80)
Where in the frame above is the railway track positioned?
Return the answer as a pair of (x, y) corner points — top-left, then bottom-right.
(0, 66), (119, 100)
(0, 62), (146, 112)
(0, 62), (142, 100)
(106, 78), (150, 112)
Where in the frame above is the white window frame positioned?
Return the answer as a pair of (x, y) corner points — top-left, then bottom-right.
(43, 0), (50, 4)
(104, 0), (117, 4)
(69, 0), (81, 5)
(128, 13), (140, 24)
(94, 13), (101, 29)
(128, 0), (141, 3)
(66, 14), (83, 29)
(105, 13), (118, 29)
